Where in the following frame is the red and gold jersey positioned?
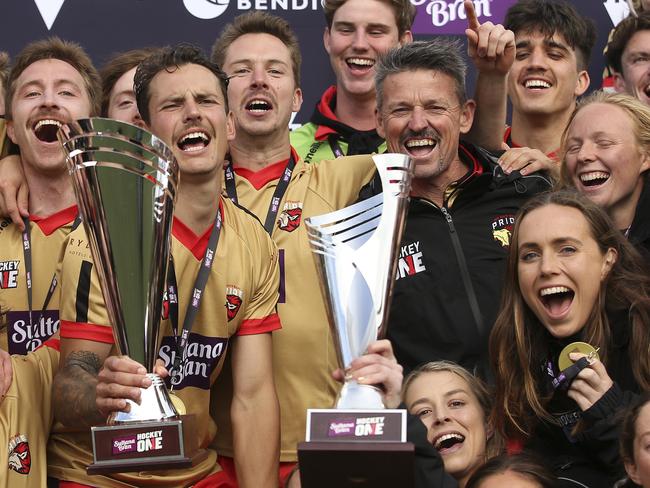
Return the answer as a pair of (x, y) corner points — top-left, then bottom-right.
(212, 150), (376, 461)
(47, 196), (280, 487)
(0, 206), (77, 355)
(0, 338), (60, 488)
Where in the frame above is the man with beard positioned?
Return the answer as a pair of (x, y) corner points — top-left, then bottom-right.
(206, 12), (379, 486)
(370, 39), (550, 378)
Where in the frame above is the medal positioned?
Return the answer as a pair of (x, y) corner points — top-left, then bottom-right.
(558, 342), (600, 372)
(169, 392), (187, 415)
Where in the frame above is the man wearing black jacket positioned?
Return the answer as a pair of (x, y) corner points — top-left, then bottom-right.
(372, 39), (551, 380)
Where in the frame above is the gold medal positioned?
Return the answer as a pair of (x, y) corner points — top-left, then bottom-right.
(169, 392), (187, 415)
(558, 342), (599, 372)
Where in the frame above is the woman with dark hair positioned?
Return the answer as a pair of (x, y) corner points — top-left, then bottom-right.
(620, 394), (650, 487)
(490, 190), (650, 487)
(465, 453), (556, 488)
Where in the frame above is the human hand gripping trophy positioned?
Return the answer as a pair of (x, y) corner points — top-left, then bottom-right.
(298, 153), (415, 487)
(59, 118), (202, 473)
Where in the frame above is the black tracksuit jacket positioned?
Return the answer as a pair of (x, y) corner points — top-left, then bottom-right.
(383, 142), (551, 379)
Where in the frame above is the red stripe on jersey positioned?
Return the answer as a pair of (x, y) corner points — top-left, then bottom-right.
(503, 127), (558, 160)
(236, 313), (281, 336)
(30, 204), (77, 236)
(36, 337), (61, 352)
(60, 320), (115, 344)
(59, 482), (95, 488)
(232, 147), (299, 190)
(173, 200), (225, 260)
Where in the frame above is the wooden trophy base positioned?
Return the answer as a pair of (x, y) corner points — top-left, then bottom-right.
(88, 414), (205, 474)
(297, 409), (414, 488)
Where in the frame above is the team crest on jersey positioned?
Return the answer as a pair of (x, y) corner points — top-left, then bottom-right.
(0, 260), (20, 289)
(225, 286), (243, 321)
(277, 201), (303, 232)
(492, 214), (515, 248)
(8, 434), (31, 474)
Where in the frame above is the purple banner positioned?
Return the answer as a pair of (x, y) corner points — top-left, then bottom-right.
(6, 310), (59, 355)
(158, 333), (227, 390)
(412, 0), (518, 35)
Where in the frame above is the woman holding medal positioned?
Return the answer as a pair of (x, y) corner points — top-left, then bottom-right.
(489, 190), (650, 487)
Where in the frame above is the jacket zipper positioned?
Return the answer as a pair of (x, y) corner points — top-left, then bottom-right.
(433, 204), (485, 335)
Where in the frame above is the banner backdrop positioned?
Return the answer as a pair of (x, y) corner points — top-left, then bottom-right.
(0, 0), (629, 125)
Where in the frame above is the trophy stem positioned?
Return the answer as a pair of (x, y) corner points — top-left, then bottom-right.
(336, 380), (384, 409)
(108, 373), (179, 424)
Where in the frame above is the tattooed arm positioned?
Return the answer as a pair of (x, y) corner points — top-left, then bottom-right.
(52, 339), (112, 428)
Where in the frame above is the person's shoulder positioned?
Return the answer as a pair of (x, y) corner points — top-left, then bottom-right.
(221, 196), (276, 254)
(463, 142), (552, 194)
(290, 123), (319, 154)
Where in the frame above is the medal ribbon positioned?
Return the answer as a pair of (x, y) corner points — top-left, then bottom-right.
(168, 205), (222, 383)
(545, 356), (590, 391)
(223, 151), (297, 234)
(21, 214), (82, 331)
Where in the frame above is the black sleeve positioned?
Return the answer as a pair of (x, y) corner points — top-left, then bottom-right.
(406, 408), (458, 488)
(576, 383), (638, 469)
(356, 169), (382, 202)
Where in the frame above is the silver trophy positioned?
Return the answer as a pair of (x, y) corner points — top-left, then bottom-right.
(59, 117), (179, 424)
(305, 153), (413, 409)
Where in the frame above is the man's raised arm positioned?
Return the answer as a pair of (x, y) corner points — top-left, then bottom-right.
(464, 0), (515, 152)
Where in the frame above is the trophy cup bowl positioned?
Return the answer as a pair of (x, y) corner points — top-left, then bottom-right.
(305, 153), (412, 409)
(59, 118), (200, 473)
(298, 154), (415, 487)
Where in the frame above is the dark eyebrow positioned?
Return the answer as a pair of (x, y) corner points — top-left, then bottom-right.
(544, 39), (570, 53)
(519, 237), (582, 250)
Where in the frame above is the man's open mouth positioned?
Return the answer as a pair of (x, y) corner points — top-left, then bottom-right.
(33, 119), (63, 143)
(246, 99), (272, 113)
(540, 286), (574, 317)
(579, 171), (609, 188)
(524, 79), (552, 90)
(346, 57), (374, 72)
(404, 138), (437, 157)
(177, 131), (210, 152)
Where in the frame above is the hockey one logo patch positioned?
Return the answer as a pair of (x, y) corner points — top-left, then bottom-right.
(328, 416), (385, 438)
(8, 434), (31, 474)
(277, 201), (303, 232)
(492, 214), (515, 248)
(225, 285), (243, 321)
(0, 260), (20, 289)
(396, 241), (426, 280)
(159, 334), (227, 390)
